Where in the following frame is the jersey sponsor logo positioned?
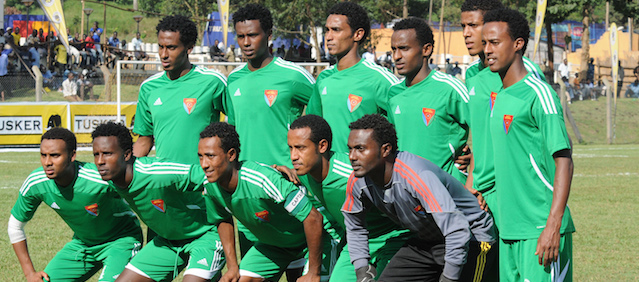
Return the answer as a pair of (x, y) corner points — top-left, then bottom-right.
(395, 105), (401, 114)
(50, 202), (60, 209)
(234, 88), (241, 96)
(85, 203), (99, 216)
(153, 97), (163, 105)
(503, 115), (513, 134)
(469, 87), (476, 96)
(183, 98), (197, 114)
(264, 90), (278, 107)
(151, 199), (165, 213)
(321, 87), (327, 95)
(490, 92), (498, 114)
(422, 108), (435, 126)
(347, 94), (363, 112)
(255, 210), (270, 222)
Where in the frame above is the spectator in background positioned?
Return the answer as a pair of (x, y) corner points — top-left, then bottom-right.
(53, 40), (67, 74)
(11, 27), (21, 46)
(559, 59), (574, 102)
(131, 32), (147, 68)
(377, 51), (394, 72)
(445, 58), (453, 74)
(92, 30), (104, 65)
(106, 31), (124, 69)
(274, 44), (285, 58)
(624, 66), (639, 98)
(0, 29), (6, 45)
(209, 39), (223, 61)
(451, 61), (462, 77)
(428, 58), (439, 71)
(83, 33), (97, 68)
(587, 57), (595, 83)
(25, 29), (41, 67)
(0, 43), (10, 101)
(616, 61), (624, 98)
(37, 28), (45, 42)
(362, 46), (375, 63)
(62, 72), (80, 101)
(224, 44), (236, 73)
(77, 71), (95, 101)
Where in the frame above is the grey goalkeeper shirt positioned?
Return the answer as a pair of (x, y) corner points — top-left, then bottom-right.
(342, 151), (495, 280)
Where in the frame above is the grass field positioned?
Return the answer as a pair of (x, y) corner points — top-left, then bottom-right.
(1, 145), (638, 281)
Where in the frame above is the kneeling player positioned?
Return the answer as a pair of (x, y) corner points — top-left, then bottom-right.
(198, 122), (324, 281)
(343, 114), (496, 282)
(9, 127), (142, 282)
(92, 122), (230, 282)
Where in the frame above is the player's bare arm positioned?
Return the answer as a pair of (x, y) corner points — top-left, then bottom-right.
(535, 148), (573, 266)
(298, 208), (323, 282)
(132, 135), (154, 157)
(464, 156), (487, 211)
(12, 240), (50, 282)
(218, 220), (240, 282)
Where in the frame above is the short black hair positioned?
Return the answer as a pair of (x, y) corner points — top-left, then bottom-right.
(328, 2), (370, 43)
(156, 15), (198, 48)
(91, 122), (133, 152)
(290, 115), (333, 151)
(232, 4), (273, 34)
(634, 66), (639, 74)
(200, 122), (241, 156)
(393, 17), (434, 46)
(42, 127), (76, 155)
(484, 8), (529, 54)
(349, 114), (397, 154)
(460, 0), (505, 14)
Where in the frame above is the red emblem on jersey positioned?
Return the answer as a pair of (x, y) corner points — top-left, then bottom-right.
(347, 94), (363, 112)
(264, 90), (278, 107)
(414, 205), (426, 215)
(152, 199), (165, 213)
(255, 210), (270, 222)
(85, 203), (99, 216)
(183, 98), (197, 114)
(490, 92), (498, 112)
(422, 108), (435, 126)
(503, 115), (513, 134)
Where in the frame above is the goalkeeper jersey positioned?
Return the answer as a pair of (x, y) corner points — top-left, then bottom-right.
(489, 73), (575, 240)
(307, 58), (399, 152)
(11, 161), (141, 245)
(388, 70), (469, 183)
(227, 57), (314, 167)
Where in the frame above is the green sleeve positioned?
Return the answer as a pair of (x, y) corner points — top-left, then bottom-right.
(204, 184), (233, 225)
(293, 73), (314, 109)
(448, 87), (470, 129)
(532, 89), (571, 155)
(306, 83), (322, 116)
(10, 189), (41, 223)
(222, 87), (235, 125)
(177, 164), (207, 192)
(279, 179), (312, 223)
(375, 81), (392, 114)
(133, 84), (153, 136)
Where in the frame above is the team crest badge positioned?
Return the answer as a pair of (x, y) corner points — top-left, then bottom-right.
(503, 115), (513, 134)
(264, 90), (278, 107)
(347, 94), (363, 112)
(422, 108), (435, 126)
(85, 203), (99, 216)
(490, 92), (498, 113)
(255, 210), (270, 222)
(414, 205), (426, 215)
(183, 98), (197, 114)
(152, 199), (165, 213)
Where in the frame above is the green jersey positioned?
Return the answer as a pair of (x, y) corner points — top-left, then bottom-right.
(11, 161), (141, 246)
(388, 70), (469, 183)
(307, 59), (399, 152)
(204, 161), (313, 248)
(109, 157), (213, 241)
(489, 73), (575, 240)
(466, 57), (547, 194)
(134, 65), (230, 164)
(465, 56), (546, 82)
(227, 58), (314, 167)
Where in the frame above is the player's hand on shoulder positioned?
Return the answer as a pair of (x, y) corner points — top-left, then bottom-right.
(272, 164), (300, 184)
(355, 265), (377, 282)
(26, 271), (49, 282)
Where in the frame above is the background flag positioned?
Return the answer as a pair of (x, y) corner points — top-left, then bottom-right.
(533, 0), (547, 61)
(37, 0), (69, 49)
(610, 22), (618, 105)
(217, 0), (230, 48)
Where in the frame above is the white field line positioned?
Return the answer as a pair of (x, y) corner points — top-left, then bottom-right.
(573, 172), (639, 177)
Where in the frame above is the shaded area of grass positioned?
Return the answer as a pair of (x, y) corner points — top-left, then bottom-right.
(565, 98), (639, 145)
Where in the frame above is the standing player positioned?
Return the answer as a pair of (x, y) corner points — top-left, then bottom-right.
(9, 128), (142, 282)
(197, 122), (323, 282)
(306, 1), (399, 153)
(343, 114), (496, 282)
(227, 4), (314, 167)
(483, 9), (575, 281)
(133, 15), (230, 164)
(285, 115), (410, 281)
(92, 122), (231, 282)
(388, 17), (470, 184)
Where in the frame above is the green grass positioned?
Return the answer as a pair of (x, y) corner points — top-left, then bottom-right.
(565, 98), (639, 145)
(4, 83), (141, 102)
(1, 146), (639, 280)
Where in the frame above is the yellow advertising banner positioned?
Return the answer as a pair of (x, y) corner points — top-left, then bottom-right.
(0, 102), (137, 146)
(70, 103), (137, 144)
(0, 102), (69, 145)
(217, 0), (230, 48)
(533, 0), (547, 61)
(37, 0), (69, 49)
